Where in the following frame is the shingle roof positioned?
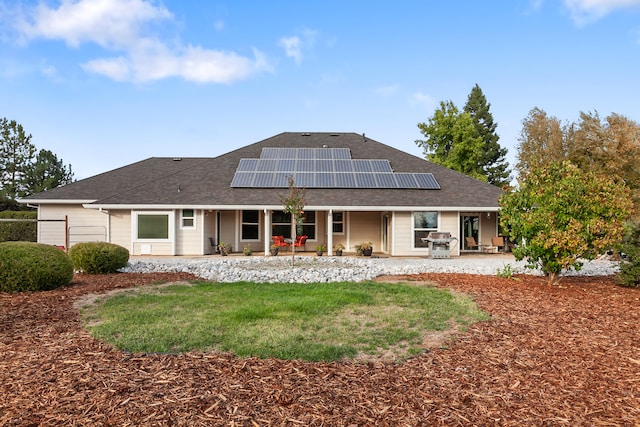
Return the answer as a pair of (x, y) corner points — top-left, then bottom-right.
(22, 132), (503, 209)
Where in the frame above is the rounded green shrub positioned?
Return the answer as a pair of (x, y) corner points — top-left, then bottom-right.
(0, 242), (74, 292)
(69, 242), (129, 274)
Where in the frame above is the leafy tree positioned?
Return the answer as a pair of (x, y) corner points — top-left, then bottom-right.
(279, 177), (306, 266)
(516, 108), (640, 215)
(463, 84), (511, 186)
(617, 220), (640, 288)
(22, 149), (74, 196)
(0, 118), (35, 203)
(416, 100), (487, 182)
(500, 161), (631, 285)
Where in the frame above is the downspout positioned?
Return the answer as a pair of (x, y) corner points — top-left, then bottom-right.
(98, 208), (110, 243)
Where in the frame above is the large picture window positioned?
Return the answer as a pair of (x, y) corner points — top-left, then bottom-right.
(137, 214), (169, 239)
(242, 210), (260, 240)
(413, 211), (438, 248)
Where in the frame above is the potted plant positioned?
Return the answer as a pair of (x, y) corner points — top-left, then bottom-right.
(334, 243), (345, 256)
(270, 244), (279, 256)
(357, 241), (373, 256)
(315, 244), (326, 256)
(243, 244), (252, 256)
(218, 242), (232, 256)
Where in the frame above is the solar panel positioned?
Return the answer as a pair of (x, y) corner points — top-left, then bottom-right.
(316, 172), (335, 187)
(277, 159), (296, 172)
(334, 159), (353, 172)
(254, 172), (274, 187)
(230, 147), (441, 189)
(230, 172), (254, 187)
(394, 173), (419, 188)
(236, 159), (258, 172)
(375, 173), (397, 188)
(353, 160), (373, 173)
(295, 172), (315, 187)
(370, 160), (393, 173)
(316, 159), (333, 172)
(335, 173), (356, 187)
(414, 173), (440, 189)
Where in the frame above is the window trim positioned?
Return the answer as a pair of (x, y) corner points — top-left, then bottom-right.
(332, 211), (344, 235)
(241, 210), (261, 242)
(180, 209), (196, 230)
(133, 211), (175, 243)
(412, 211), (439, 249)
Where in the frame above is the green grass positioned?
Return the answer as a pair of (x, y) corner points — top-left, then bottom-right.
(80, 281), (488, 362)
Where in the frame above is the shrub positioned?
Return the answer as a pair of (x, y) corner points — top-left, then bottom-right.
(617, 221), (640, 288)
(69, 242), (129, 274)
(0, 210), (37, 242)
(0, 242), (74, 292)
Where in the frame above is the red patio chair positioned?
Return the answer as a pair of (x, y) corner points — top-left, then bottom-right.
(292, 235), (308, 249)
(272, 235), (290, 250)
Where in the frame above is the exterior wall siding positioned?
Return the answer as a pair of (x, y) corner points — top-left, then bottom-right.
(37, 205), (107, 248)
(348, 212), (380, 254)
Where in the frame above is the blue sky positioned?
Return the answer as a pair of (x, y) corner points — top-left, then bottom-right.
(1, 0), (640, 180)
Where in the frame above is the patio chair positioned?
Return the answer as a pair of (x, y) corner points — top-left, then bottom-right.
(465, 236), (480, 251)
(491, 236), (505, 253)
(292, 235), (308, 249)
(272, 235), (290, 251)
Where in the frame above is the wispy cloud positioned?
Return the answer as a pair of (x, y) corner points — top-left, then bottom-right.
(564, 0), (640, 25)
(373, 84), (400, 97)
(279, 28), (318, 65)
(12, 0), (271, 83)
(409, 92), (437, 110)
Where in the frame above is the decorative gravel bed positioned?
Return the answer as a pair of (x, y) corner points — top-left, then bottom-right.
(121, 254), (620, 283)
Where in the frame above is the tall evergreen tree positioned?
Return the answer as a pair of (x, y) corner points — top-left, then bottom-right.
(464, 84), (511, 186)
(22, 149), (74, 196)
(0, 118), (35, 203)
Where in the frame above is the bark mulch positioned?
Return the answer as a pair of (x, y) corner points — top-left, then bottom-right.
(1, 272), (639, 426)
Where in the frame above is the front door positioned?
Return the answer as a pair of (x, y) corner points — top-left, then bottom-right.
(461, 215), (479, 251)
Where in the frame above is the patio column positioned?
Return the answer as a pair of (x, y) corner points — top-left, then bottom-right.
(327, 209), (333, 256)
(264, 209), (271, 255)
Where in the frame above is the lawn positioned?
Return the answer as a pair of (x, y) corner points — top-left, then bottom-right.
(80, 280), (488, 362)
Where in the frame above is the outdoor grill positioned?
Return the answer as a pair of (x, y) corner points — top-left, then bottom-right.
(422, 231), (458, 259)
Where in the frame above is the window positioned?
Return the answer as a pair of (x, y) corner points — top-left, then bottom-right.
(271, 210), (316, 240)
(242, 210), (260, 240)
(137, 214), (169, 239)
(332, 211), (344, 234)
(181, 209), (195, 229)
(272, 211), (292, 238)
(413, 211), (438, 248)
(301, 211), (316, 240)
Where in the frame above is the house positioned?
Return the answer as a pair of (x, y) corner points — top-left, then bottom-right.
(19, 132), (503, 257)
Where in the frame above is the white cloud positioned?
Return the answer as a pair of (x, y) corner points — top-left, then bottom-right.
(14, 0), (271, 83)
(279, 36), (302, 65)
(279, 28), (318, 65)
(564, 0), (640, 24)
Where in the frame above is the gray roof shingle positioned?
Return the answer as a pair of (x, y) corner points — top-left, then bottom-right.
(22, 132), (503, 209)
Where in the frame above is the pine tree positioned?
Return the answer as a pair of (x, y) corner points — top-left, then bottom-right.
(464, 84), (511, 187)
(0, 118), (35, 203)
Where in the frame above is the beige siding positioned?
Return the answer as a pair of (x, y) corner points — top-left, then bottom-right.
(175, 209), (202, 255)
(108, 209), (131, 249)
(347, 212), (380, 253)
(219, 211), (236, 253)
(132, 241), (173, 256)
(392, 211), (460, 257)
(38, 205), (107, 248)
(479, 213), (499, 247)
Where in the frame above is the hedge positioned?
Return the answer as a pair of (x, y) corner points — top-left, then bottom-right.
(69, 242), (130, 274)
(0, 211), (37, 242)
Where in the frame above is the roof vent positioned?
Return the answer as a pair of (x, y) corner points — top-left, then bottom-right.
(301, 133), (311, 136)
(322, 144), (328, 148)
(330, 133), (339, 136)
(173, 157), (182, 161)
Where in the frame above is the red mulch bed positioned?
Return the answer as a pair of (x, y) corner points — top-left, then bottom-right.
(1, 272), (639, 426)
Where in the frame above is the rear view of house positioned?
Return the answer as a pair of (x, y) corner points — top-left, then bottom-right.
(20, 132), (503, 256)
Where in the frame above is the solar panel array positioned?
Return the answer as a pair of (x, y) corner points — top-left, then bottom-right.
(230, 147), (440, 190)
